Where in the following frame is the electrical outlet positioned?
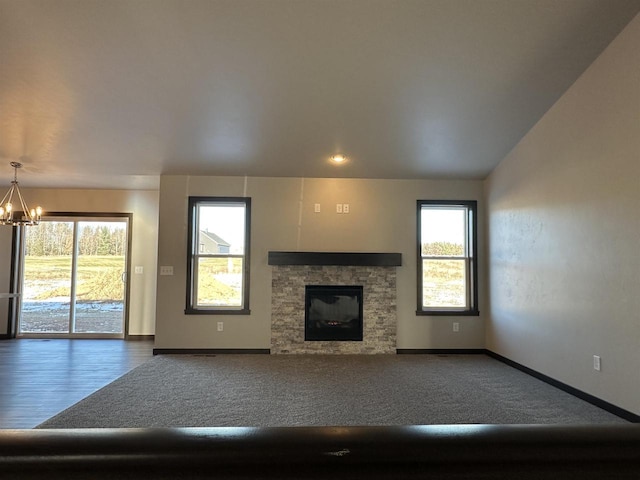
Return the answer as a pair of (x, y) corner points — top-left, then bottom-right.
(217, 322), (224, 332)
(134, 266), (144, 274)
(343, 204), (350, 214)
(336, 204), (343, 214)
(314, 203), (321, 213)
(593, 355), (601, 371)
(453, 322), (460, 332)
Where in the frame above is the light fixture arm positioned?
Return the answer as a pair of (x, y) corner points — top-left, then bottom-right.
(0, 162), (43, 226)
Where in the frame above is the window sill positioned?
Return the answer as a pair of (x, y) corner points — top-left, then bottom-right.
(416, 309), (480, 317)
(185, 308), (251, 315)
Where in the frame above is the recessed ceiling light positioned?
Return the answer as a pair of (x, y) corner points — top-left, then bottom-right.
(329, 154), (348, 165)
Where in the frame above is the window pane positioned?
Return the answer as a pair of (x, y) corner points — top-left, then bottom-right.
(74, 221), (127, 334)
(196, 257), (244, 307)
(421, 208), (466, 257)
(20, 221), (74, 333)
(197, 204), (245, 255)
(422, 259), (466, 308)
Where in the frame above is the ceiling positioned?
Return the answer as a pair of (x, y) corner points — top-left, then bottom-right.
(1, 0), (638, 190)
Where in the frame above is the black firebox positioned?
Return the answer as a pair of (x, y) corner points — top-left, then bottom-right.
(304, 285), (363, 341)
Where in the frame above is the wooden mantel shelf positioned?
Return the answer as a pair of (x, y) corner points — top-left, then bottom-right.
(267, 251), (402, 267)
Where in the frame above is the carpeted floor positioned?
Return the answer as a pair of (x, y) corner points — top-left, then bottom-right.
(37, 354), (627, 428)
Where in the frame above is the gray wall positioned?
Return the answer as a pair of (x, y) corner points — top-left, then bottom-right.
(485, 15), (639, 414)
(155, 176), (486, 350)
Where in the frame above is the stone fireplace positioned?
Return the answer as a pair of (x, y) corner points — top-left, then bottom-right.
(269, 252), (400, 354)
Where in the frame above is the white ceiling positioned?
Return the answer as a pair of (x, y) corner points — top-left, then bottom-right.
(0, 0), (638, 189)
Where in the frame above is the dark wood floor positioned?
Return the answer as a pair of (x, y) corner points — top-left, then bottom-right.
(0, 338), (154, 428)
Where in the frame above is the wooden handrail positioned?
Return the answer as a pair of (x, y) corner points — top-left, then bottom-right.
(1, 424), (639, 479)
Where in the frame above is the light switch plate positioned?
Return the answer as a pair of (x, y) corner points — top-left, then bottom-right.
(160, 266), (174, 276)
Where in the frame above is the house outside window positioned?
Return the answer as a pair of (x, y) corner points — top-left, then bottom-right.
(417, 200), (478, 316)
(186, 197), (251, 314)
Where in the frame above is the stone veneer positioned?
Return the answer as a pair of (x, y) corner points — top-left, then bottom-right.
(271, 265), (397, 354)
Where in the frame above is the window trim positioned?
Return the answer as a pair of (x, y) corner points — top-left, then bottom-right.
(185, 196), (251, 315)
(416, 200), (479, 316)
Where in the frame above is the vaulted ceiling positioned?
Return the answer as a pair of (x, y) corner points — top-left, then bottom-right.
(1, 0), (638, 189)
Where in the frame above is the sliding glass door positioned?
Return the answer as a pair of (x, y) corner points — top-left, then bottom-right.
(18, 216), (130, 338)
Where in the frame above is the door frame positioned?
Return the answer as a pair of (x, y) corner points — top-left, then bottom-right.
(11, 212), (133, 339)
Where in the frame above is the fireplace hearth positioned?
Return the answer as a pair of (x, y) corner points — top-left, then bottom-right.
(305, 285), (363, 341)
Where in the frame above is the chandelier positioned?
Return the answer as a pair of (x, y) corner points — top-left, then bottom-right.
(0, 162), (43, 226)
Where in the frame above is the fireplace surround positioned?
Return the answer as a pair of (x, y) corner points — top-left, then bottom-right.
(269, 252), (400, 354)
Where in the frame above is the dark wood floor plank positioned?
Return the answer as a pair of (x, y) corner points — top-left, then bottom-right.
(0, 339), (153, 428)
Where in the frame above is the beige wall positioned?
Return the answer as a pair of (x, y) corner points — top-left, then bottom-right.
(155, 176), (486, 350)
(3, 188), (159, 336)
(485, 15), (640, 414)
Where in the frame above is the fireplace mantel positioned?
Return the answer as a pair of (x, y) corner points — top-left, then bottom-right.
(268, 251), (402, 267)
